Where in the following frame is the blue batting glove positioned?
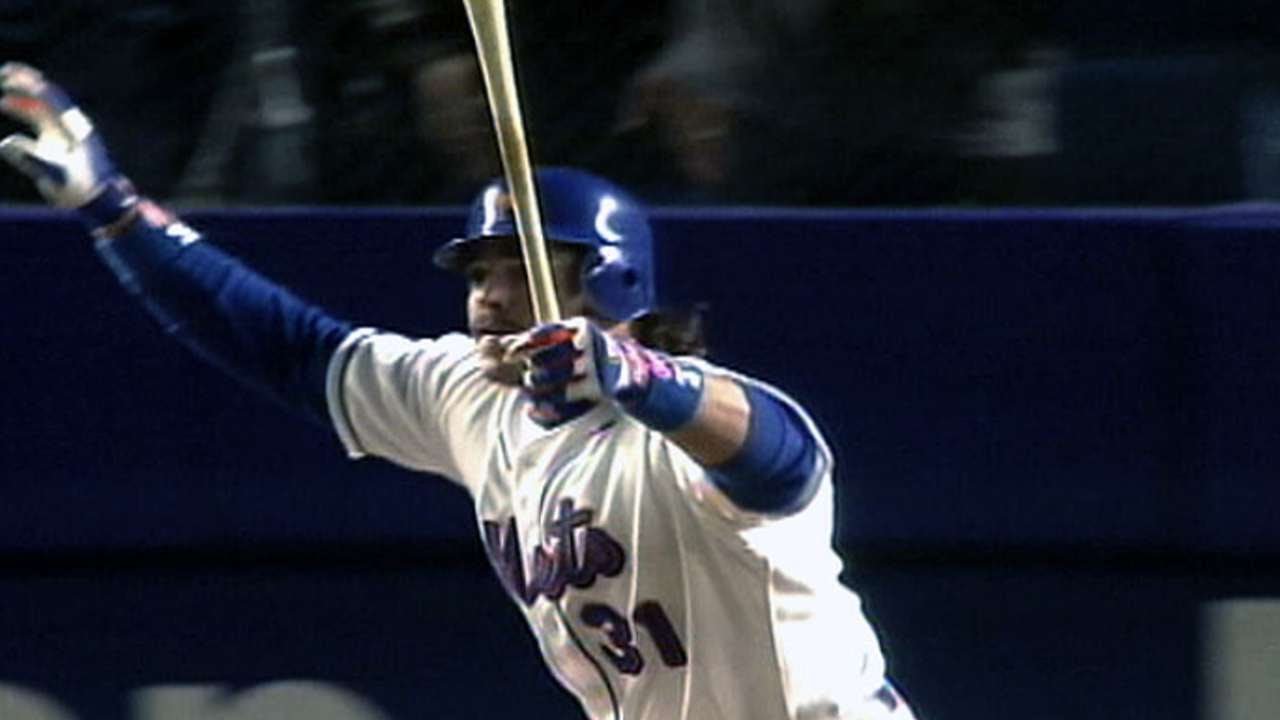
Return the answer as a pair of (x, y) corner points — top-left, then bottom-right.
(0, 62), (137, 232)
(510, 320), (598, 427)
(511, 317), (705, 430)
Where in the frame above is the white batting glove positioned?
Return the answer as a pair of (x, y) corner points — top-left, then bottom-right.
(0, 62), (137, 230)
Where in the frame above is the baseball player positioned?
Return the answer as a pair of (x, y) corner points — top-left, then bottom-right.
(0, 62), (917, 720)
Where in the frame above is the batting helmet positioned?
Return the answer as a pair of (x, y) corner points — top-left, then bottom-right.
(433, 167), (656, 322)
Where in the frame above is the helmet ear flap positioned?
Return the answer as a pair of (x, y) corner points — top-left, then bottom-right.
(582, 249), (644, 323)
(619, 266), (640, 290)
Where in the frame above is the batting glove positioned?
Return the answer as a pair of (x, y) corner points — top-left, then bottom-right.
(0, 62), (137, 232)
(511, 317), (705, 430)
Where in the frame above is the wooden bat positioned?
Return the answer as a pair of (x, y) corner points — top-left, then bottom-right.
(462, 0), (561, 324)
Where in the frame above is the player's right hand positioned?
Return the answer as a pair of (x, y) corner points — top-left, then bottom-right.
(0, 62), (136, 229)
(508, 318), (702, 430)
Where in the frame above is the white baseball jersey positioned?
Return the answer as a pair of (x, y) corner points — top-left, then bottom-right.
(325, 328), (912, 720)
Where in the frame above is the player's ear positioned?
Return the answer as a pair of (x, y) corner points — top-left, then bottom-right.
(545, 244), (587, 314)
(549, 243), (586, 293)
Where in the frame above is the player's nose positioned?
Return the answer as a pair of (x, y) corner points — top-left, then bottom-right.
(474, 270), (523, 308)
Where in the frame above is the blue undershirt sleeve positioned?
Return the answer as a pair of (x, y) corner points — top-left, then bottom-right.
(94, 215), (353, 425)
(707, 384), (822, 515)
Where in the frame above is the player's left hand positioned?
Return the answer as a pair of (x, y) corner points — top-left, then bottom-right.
(0, 62), (136, 228)
(509, 317), (676, 428)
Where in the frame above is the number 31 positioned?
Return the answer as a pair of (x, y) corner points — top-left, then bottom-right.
(580, 600), (688, 675)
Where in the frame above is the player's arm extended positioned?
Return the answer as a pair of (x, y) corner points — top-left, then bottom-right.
(653, 367), (822, 515)
(0, 63), (351, 425)
(518, 320), (822, 515)
(666, 373), (749, 464)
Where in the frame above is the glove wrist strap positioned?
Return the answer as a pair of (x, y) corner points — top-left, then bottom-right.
(611, 340), (705, 431)
(79, 176), (138, 234)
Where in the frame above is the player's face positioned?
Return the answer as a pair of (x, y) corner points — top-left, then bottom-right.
(465, 243), (587, 335)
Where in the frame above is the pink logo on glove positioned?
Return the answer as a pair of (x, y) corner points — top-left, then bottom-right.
(620, 341), (675, 388)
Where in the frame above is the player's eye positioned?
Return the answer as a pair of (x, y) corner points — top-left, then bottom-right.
(466, 264), (489, 286)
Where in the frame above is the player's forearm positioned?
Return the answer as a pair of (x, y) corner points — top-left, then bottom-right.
(669, 376), (821, 514)
(96, 204), (352, 424)
(605, 345), (820, 514)
(666, 373), (749, 465)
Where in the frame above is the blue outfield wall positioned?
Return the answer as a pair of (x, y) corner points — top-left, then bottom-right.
(1, 205), (1279, 555)
(2, 205), (1280, 720)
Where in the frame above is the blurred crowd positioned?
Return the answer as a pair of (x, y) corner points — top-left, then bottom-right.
(1, 0), (1278, 207)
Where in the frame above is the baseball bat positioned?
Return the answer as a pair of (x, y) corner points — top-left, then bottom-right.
(462, 0), (561, 324)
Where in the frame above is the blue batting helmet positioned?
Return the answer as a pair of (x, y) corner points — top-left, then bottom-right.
(433, 167), (657, 322)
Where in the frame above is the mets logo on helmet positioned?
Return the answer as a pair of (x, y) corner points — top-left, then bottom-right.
(480, 187), (515, 234)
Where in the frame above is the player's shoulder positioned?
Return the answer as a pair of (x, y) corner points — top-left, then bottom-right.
(431, 331), (480, 358)
(340, 328), (476, 360)
(332, 328), (485, 389)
